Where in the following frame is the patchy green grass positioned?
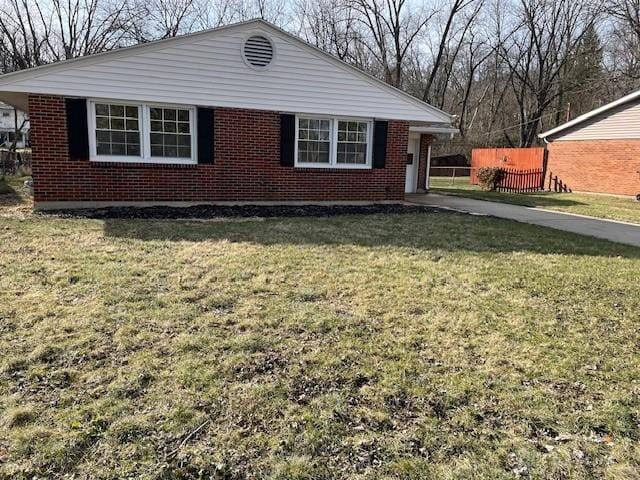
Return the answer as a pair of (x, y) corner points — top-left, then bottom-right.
(430, 176), (640, 225)
(1, 206), (639, 479)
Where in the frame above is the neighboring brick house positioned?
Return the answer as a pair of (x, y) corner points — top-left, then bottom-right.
(0, 20), (455, 209)
(539, 91), (640, 197)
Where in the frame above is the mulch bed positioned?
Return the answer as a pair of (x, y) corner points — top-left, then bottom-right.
(39, 203), (444, 220)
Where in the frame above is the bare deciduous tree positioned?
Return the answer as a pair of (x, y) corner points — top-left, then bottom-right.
(350, 0), (434, 87)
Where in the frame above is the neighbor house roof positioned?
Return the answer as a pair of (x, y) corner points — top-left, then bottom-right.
(539, 89), (640, 140)
(0, 19), (453, 125)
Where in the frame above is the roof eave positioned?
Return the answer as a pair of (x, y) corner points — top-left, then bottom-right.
(0, 19), (453, 125)
(540, 89), (640, 140)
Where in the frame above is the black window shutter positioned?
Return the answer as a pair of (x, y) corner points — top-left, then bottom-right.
(280, 114), (295, 167)
(65, 98), (89, 161)
(197, 107), (215, 164)
(372, 120), (388, 169)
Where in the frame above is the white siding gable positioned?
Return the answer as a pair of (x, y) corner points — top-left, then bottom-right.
(547, 98), (640, 141)
(0, 21), (451, 123)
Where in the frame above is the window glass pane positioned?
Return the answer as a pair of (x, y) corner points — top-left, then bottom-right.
(110, 105), (124, 117)
(97, 143), (111, 155)
(96, 130), (110, 143)
(150, 133), (163, 145)
(149, 107), (192, 158)
(111, 143), (126, 155)
(127, 144), (140, 156)
(297, 117), (331, 164)
(336, 120), (368, 165)
(95, 104), (109, 116)
(164, 146), (176, 157)
(164, 133), (178, 146)
(94, 103), (140, 157)
(96, 117), (109, 129)
(110, 118), (125, 130)
(151, 145), (163, 157)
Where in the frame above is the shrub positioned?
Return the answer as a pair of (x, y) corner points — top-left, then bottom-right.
(476, 167), (503, 191)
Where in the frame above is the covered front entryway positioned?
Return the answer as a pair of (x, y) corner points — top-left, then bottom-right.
(404, 124), (456, 194)
(405, 135), (420, 193)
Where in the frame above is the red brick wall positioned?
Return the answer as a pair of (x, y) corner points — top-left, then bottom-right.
(28, 94), (409, 204)
(546, 140), (640, 196)
(417, 134), (434, 191)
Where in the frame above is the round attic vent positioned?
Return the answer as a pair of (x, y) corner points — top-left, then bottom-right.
(243, 35), (274, 68)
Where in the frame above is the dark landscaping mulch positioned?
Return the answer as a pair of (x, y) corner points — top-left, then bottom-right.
(40, 203), (443, 220)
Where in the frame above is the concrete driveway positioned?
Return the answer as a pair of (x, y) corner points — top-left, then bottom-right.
(406, 193), (640, 248)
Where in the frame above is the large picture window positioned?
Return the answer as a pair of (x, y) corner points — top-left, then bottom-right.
(295, 116), (372, 168)
(88, 101), (196, 164)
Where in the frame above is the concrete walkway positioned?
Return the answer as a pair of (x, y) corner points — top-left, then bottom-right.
(406, 193), (640, 248)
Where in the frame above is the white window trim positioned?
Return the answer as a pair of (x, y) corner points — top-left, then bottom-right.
(294, 115), (373, 169)
(87, 99), (198, 165)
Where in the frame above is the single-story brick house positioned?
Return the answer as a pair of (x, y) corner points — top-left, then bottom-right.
(539, 91), (640, 197)
(0, 19), (455, 209)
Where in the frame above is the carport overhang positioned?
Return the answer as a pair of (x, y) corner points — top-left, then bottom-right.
(406, 124), (459, 193)
(409, 124), (459, 136)
(0, 92), (29, 112)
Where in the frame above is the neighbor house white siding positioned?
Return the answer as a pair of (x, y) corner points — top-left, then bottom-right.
(0, 21), (450, 123)
(0, 103), (28, 132)
(548, 98), (640, 141)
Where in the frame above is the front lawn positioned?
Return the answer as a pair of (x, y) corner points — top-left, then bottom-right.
(430, 176), (640, 225)
(1, 202), (639, 478)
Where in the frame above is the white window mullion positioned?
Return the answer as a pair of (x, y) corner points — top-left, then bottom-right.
(87, 101), (96, 160)
(331, 118), (338, 167)
(142, 105), (150, 160)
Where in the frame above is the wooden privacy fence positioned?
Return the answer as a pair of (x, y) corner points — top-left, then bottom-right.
(471, 147), (546, 184)
(496, 168), (545, 193)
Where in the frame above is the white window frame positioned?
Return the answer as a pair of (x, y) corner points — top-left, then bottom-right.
(294, 115), (373, 169)
(88, 99), (197, 165)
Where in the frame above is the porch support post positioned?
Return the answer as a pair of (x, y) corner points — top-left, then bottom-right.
(425, 142), (432, 190)
(417, 134), (434, 192)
